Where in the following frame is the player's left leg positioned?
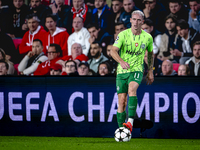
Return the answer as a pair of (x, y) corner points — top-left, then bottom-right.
(128, 81), (139, 123)
(123, 81), (139, 132)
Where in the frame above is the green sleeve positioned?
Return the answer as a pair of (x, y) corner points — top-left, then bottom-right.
(147, 36), (153, 53)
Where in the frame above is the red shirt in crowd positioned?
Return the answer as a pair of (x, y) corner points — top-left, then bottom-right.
(34, 57), (61, 75)
(62, 54), (89, 62)
(43, 27), (69, 56)
(19, 26), (46, 54)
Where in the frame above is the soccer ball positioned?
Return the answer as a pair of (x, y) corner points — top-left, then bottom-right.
(114, 127), (131, 142)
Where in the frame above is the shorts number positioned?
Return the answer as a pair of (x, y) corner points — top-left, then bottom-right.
(134, 73), (140, 79)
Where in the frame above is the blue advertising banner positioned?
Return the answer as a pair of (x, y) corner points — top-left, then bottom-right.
(0, 77), (199, 138)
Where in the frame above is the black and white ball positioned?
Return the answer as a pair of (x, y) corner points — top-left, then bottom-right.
(114, 127), (131, 142)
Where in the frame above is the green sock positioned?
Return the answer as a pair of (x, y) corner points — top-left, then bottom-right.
(117, 111), (126, 127)
(128, 96), (138, 118)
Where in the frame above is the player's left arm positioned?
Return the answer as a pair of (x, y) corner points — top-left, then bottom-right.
(146, 37), (154, 85)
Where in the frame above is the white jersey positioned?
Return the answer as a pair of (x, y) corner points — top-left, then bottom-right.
(67, 27), (90, 56)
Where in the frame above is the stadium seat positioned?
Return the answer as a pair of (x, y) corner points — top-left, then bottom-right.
(173, 63), (180, 73)
(13, 38), (22, 49)
(14, 64), (20, 75)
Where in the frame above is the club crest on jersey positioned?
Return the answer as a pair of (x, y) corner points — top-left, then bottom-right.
(135, 43), (138, 47)
(141, 43), (145, 49)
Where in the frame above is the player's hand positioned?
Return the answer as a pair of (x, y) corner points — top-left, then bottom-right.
(120, 61), (130, 70)
(146, 70), (154, 85)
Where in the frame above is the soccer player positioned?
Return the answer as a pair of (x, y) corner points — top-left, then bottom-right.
(111, 10), (154, 133)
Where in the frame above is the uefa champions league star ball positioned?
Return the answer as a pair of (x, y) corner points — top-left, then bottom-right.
(114, 127), (131, 142)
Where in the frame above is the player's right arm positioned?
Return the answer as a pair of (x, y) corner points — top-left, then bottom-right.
(111, 46), (130, 70)
(111, 31), (130, 70)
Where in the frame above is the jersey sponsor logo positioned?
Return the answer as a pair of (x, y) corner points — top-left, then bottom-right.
(126, 50), (142, 56)
(141, 43), (145, 49)
(135, 43), (138, 47)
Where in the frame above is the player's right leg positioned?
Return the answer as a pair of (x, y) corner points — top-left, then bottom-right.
(117, 93), (127, 127)
(116, 75), (128, 128)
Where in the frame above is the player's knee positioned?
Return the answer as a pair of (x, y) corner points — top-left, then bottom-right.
(118, 97), (126, 107)
(118, 100), (126, 107)
(128, 90), (137, 96)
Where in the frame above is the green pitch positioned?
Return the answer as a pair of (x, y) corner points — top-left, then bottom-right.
(0, 136), (199, 150)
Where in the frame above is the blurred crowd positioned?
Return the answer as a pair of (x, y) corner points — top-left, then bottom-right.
(0, 0), (200, 76)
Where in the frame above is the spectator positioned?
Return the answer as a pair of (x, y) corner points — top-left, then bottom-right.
(19, 14), (46, 55)
(18, 39), (48, 75)
(67, 16), (90, 56)
(58, 43), (89, 67)
(188, 0), (200, 33)
(113, 22), (126, 42)
(173, 19), (200, 64)
(160, 59), (177, 76)
(77, 61), (90, 75)
(51, 0), (73, 34)
(178, 64), (190, 76)
(0, 60), (9, 75)
(63, 60), (79, 76)
(34, 43), (62, 75)
(10, 0), (29, 38)
(0, 26), (20, 64)
(141, 19), (162, 55)
(97, 61), (112, 76)
(27, 0), (52, 31)
(92, 0), (114, 34)
(43, 14), (69, 56)
(119, 0), (140, 28)
(168, 0), (189, 22)
(185, 41), (200, 76)
(157, 14), (178, 62)
(144, 50), (162, 76)
(106, 44), (117, 73)
(87, 41), (108, 73)
(50, 63), (62, 75)
(111, 0), (124, 23)
(87, 23), (112, 56)
(0, 0), (14, 36)
(142, 0), (167, 33)
(71, 0), (92, 27)
(0, 48), (15, 75)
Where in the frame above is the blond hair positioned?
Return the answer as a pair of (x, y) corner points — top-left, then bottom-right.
(131, 10), (144, 20)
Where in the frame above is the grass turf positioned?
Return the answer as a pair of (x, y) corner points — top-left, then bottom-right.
(0, 136), (199, 150)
